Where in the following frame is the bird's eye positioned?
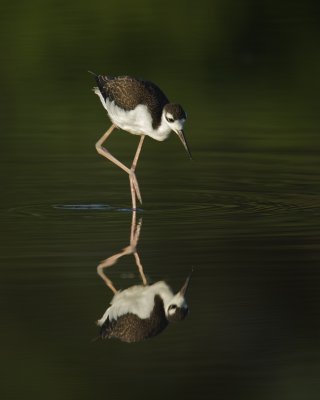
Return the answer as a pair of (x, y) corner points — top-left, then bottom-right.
(166, 116), (174, 123)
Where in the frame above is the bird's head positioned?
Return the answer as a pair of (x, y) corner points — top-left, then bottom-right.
(166, 273), (191, 322)
(163, 104), (192, 159)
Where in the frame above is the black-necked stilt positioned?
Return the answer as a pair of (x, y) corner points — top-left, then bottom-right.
(97, 278), (190, 343)
(89, 72), (191, 209)
(95, 212), (191, 343)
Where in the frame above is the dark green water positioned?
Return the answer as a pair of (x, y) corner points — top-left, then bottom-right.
(1, 1), (320, 399)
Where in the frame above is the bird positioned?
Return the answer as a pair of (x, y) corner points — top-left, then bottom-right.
(89, 72), (191, 209)
(94, 209), (191, 343)
(97, 275), (191, 343)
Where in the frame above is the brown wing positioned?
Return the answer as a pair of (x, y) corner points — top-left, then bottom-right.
(97, 75), (169, 128)
(99, 295), (168, 343)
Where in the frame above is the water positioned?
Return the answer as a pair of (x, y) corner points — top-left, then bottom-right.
(1, 1), (320, 399)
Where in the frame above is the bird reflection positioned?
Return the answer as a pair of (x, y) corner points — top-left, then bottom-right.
(96, 211), (191, 343)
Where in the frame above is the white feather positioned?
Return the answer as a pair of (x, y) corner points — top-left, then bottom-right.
(94, 88), (172, 141)
(97, 281), (175, 324)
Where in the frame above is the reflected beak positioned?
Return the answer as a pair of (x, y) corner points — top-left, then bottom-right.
(176, 130), (192, 160)
(179, 272), (192, 296)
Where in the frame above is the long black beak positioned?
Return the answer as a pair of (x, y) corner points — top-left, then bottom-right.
(179, 272), (192, 296)
(176, 130), (192, 160)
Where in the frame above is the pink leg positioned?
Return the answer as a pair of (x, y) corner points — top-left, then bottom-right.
(129, 135), (145, 210)
(130, 210), (147, 285)
(131, 135), (145, 172)
(97, 210), (147, 295)
(95, 124), (142, 208)
(129, 180), (137, 210)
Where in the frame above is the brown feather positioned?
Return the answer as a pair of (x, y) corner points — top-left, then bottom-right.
(100, 295), (169, 343)
(97, 75), (170, 129)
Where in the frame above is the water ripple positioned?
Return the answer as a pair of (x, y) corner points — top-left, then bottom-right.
(6, 203), (142, 219)
(4, 192), (320, 221)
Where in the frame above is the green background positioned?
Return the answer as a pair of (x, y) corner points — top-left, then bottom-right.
(1, 1), (320, 400)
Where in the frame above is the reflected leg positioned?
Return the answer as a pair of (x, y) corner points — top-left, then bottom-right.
(130, 211), (147, 285)
(97, 210), (147, 294)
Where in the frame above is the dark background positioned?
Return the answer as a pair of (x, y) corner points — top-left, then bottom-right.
(1, 1), (320, 400)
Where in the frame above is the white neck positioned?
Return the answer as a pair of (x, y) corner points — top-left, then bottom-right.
(97, 281), (175, 324)
(147, 113), (172, 142)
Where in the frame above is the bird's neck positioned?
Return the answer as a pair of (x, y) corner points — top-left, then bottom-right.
(152, 282), (175, 312)
(147, 113), (171, 142)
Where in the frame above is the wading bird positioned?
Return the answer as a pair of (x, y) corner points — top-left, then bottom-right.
(95, 212), (191, 343)
(90, 72), (191, 209)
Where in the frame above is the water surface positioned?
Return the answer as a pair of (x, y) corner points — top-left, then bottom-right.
(1, 1), (320, 400)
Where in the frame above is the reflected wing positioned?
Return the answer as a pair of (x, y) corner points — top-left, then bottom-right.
(100, 295), (168, 343)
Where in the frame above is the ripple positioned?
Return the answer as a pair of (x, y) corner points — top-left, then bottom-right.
(202, 192), (320, 217)
(5, 192), (320, 221)
(146, 190), (320, 221)
(53, 204), (115, 211)
(6, 203), (143, 219)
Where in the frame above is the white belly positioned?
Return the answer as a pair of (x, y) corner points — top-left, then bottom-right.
(97, 281), (174, 324)
(107, 100), (153, 135)
(95, 89), (171, 141)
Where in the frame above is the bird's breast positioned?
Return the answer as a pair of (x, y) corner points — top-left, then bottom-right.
(103, 282), (174, 322)
(95, 90), (171, 141)
(107, 101), (152, 134)
(106, 285), (156, 321)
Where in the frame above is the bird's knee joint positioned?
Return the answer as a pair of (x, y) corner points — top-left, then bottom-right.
(129, 171), (136, 180)
(96, 143), (107, 155)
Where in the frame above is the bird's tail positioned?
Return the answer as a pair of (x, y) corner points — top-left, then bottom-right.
(88, 70), (107, 101)
(88, 70), (100, 86)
